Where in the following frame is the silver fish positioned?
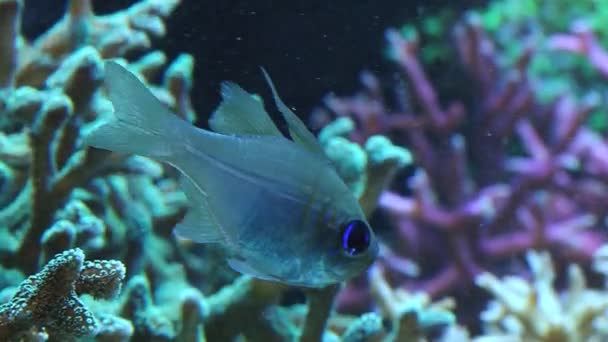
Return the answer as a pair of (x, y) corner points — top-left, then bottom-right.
(84, 61), (378, 287)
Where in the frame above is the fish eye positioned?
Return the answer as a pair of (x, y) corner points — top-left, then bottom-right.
(340, 220), (371, 256)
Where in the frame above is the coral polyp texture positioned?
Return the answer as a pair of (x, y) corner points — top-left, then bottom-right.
(2, 0), (608, 340)
(0, 248), (125, 340)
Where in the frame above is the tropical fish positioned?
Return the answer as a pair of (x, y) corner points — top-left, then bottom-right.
(84, 61), (378, 287)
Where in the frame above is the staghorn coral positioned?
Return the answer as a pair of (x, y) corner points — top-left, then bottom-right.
(0, 248), (125, 341)
(0, 0), (193, 276)
(478, 0), (608, 107)
(315, 5), (608, 338)
(9, 0), (608, 340)
(0, 0), (416, 341)
(368, 263), (455, 341)
(0, 0), (201, 340)
(317, 116), (413, 215)
(472, 249), (608, 341)
(261, 261), (456, 342)
(315, 4), (608, 335)
(265, 297), (387, 341)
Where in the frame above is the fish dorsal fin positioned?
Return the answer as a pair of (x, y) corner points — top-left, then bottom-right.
(209, 82), (282, 136)
(174, 175), (225, 243)
(261, 68), (326, 156)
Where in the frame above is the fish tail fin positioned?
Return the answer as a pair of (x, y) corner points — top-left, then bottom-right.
(83, 61), (185, 159)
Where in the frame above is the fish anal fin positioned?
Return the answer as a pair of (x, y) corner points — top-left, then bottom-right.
(174, 175), (225, 244)
(209, 82), (282, 136)
(227, 258), (281, 282)
(174, 210), (223, 243)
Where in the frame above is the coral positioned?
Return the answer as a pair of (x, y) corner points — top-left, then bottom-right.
(368, 264), (455, 341)
(120, 274), (177, 340)
(94, 314), (134, 342)
(7, 0), (608, 340)
(339, 313), (385, 342)
(317, 116), (413, 215)
(316, 3), (608, 335)
(260, 262), (455, 341)
(266, 302), (387, 341)
(313, 1), (608, 338)
(0, 0), (412, 340)
(0, 248), (125, 340)
(0, 0), (201, 340)
(474, 249), (608, 341)
(478, 0), (608, 130)
(0, 0), (191, 276)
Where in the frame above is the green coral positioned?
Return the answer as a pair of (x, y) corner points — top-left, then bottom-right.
(319, 117), (412, 214)
(481, 0), (608, 39)
(0, 0), (457, 341)
(477, 0), (608, 128)
(394, 0), (608, 132)
(397, 8), (457, 64)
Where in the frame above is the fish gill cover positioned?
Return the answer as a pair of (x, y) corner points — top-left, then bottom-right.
(0, 0), (608, 341)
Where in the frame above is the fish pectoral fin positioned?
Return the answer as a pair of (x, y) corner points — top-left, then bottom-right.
(174, 175), (225, 243)
(227, 258), (281, 282)
(209, 81), (283, 137)
(261, 68), (327, 157)
(174, 209), (224, 243)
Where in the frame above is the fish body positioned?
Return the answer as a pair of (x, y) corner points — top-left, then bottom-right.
(84, 61), (378, 287)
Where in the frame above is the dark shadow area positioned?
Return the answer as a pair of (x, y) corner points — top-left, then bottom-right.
(22, 0), (485, 122)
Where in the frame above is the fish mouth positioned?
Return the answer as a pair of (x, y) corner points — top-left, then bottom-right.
(326, 267), (348, 283)
(368, 239), (380, 262)
(327, 259), (369, 283)
(319, 238), (380, 285)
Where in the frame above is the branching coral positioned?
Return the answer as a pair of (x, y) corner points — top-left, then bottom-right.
(316, 5), (608, 335)
(4, 0), (606, 340)
(0, 0), (192, 276)
(476, 0), (608, 133)
(0, 0), (198, 340)
(0, 0), (416, 341)
(317, 116), (413, 215)
(368, 264), (455, 341)
(0, 248), (125, 340)
(474, 249), (608, 341)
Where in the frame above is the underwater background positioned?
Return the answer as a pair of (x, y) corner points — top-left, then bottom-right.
(2, 0), (608, 341)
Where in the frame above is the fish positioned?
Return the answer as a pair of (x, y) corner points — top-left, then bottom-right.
(83, 61), (379, 287)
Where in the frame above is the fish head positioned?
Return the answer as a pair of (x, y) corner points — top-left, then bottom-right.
(304, 186), (379, 287)
(239, 176), (380, 289)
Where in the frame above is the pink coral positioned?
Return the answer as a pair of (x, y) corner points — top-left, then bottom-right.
(324, 15), (607, 314)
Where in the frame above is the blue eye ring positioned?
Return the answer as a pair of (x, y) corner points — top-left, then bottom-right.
(340, 220), (371, 256)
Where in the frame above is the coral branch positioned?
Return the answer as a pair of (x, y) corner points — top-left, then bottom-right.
(0, 248), (125, 340)
(0, 0), (20, 88)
